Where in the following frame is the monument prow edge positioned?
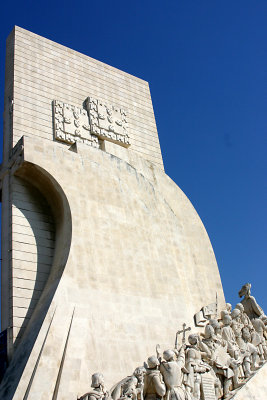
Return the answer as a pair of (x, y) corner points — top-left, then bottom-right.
(0, 132), (225, 399)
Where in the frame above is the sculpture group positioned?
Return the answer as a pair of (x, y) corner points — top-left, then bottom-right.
(78, 284), (267, 400)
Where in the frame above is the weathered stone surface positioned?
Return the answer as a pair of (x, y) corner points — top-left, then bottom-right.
(231, 361), (267, 399)
(0, 27), (226, 399)
(0, 135), (225, 398)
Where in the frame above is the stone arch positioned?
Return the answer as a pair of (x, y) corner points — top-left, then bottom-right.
(12, 160), (72, 346)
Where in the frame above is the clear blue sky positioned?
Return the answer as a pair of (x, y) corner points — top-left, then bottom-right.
(0, 1), (266, 313)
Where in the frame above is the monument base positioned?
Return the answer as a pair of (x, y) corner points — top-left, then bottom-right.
(232, 361), (267, 399)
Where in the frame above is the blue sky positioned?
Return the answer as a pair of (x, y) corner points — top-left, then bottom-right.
(0, 1), (266, 313)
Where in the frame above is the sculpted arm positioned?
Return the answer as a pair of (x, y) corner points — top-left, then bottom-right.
(186, 348), (194, 364)
(152, 375), (166, 397)
(198, 340), (211, 359)
(177, 346), (185, 367)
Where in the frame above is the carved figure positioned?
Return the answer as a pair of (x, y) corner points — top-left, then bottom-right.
(159, 347), (192, 400)
(143, 356), (166, 400)
(238, 283), (265, 321)
(79, 373), (110, 400)
(209, 319), (223, 340)
(202, 325), (239, 399)
(235, 303), (253, 329)
(231, 309), (244, 349)
(134, 367), (146, 400)
(239, 327), (259, 378)
(226, 304), (232, 314)
(221, 315), (240, 360)
(78, 286), (267, 400)
(120, 377), (139, 400)
(111, 368), (146, 400)
(185, 334), (212, 400)
(251, 318), (267, 361)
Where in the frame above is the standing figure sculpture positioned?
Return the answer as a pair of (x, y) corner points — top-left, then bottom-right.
(159, 347), (192, 400)
(251, 318), (267, 362)
(231, 309), (244, 349)
(185, 334), (212, 400)
(221, 315), (240, 360)
(235, 303), (253, 329)
(79, 373), (110, 400)
(238, 283), (265, 321)
(76, 286), (267, 400)
(143, 356), (166, 400)
(202, 324), (239, 399)
(239, 327), (259, 378)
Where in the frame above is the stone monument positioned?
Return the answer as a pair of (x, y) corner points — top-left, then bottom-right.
(0, 27), (266, 400)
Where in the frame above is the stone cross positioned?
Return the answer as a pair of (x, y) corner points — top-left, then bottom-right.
(175, 323), (191, 348)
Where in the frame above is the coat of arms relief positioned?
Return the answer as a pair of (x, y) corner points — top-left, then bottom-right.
(53, 97), (130, 149)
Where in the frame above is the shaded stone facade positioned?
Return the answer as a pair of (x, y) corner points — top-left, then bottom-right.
(0, 27), (226, 399)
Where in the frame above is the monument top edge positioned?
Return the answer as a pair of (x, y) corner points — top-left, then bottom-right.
(10, 25), (149, 86)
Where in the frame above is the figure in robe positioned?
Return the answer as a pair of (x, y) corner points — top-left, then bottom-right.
(159, 347), (192, 400)
(231, 309), (244, 349)
(221, 315), (240, 360)
(143, 356), (166, 400)
(238, 283), (265, 321)
(220, 303), (232, 321)
(185, 334), (217, 400)
(239, 327), (259, 378)
(111, 367), (146, 400)
(79, 373), (110, 400)
(235, 303), (253, 329)
(202, 324), (239, 399)
(251, 318), (267, 362)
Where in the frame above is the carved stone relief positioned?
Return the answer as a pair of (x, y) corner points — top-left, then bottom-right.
(85, 97), (130, 148)
(53, 97), (130, 149)
(53, 100), (100, 148)
(78, 284), (267, 400)
(195, 297), (218, 327)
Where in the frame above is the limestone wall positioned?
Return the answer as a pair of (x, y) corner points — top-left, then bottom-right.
(2, 25), (164, 346)
(0, 136), (225, 399)
(10, 26), (163, 169)
(0, 27), (225, 399)
(11, 177), (55, 345)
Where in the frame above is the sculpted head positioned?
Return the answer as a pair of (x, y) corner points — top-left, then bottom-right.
(239, 283), (251, 298)
(204, 324), (215, 339)
(163, 349), (175, 361)
(223, 315), (232, 326)
(91, 373), (104, 388)
(235, 303), (244, 313)
(188, 334), (198, 345)
(242, 326), (251, 342)
(221, 310), (229, 319)
(209, 319), (221, 334)
(226, 303), (232, 313)
(133, 366), (146, 380)
(147, 355), (160, 369)
(231, 309), (241, 320)
(209, 319), (217, 327)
